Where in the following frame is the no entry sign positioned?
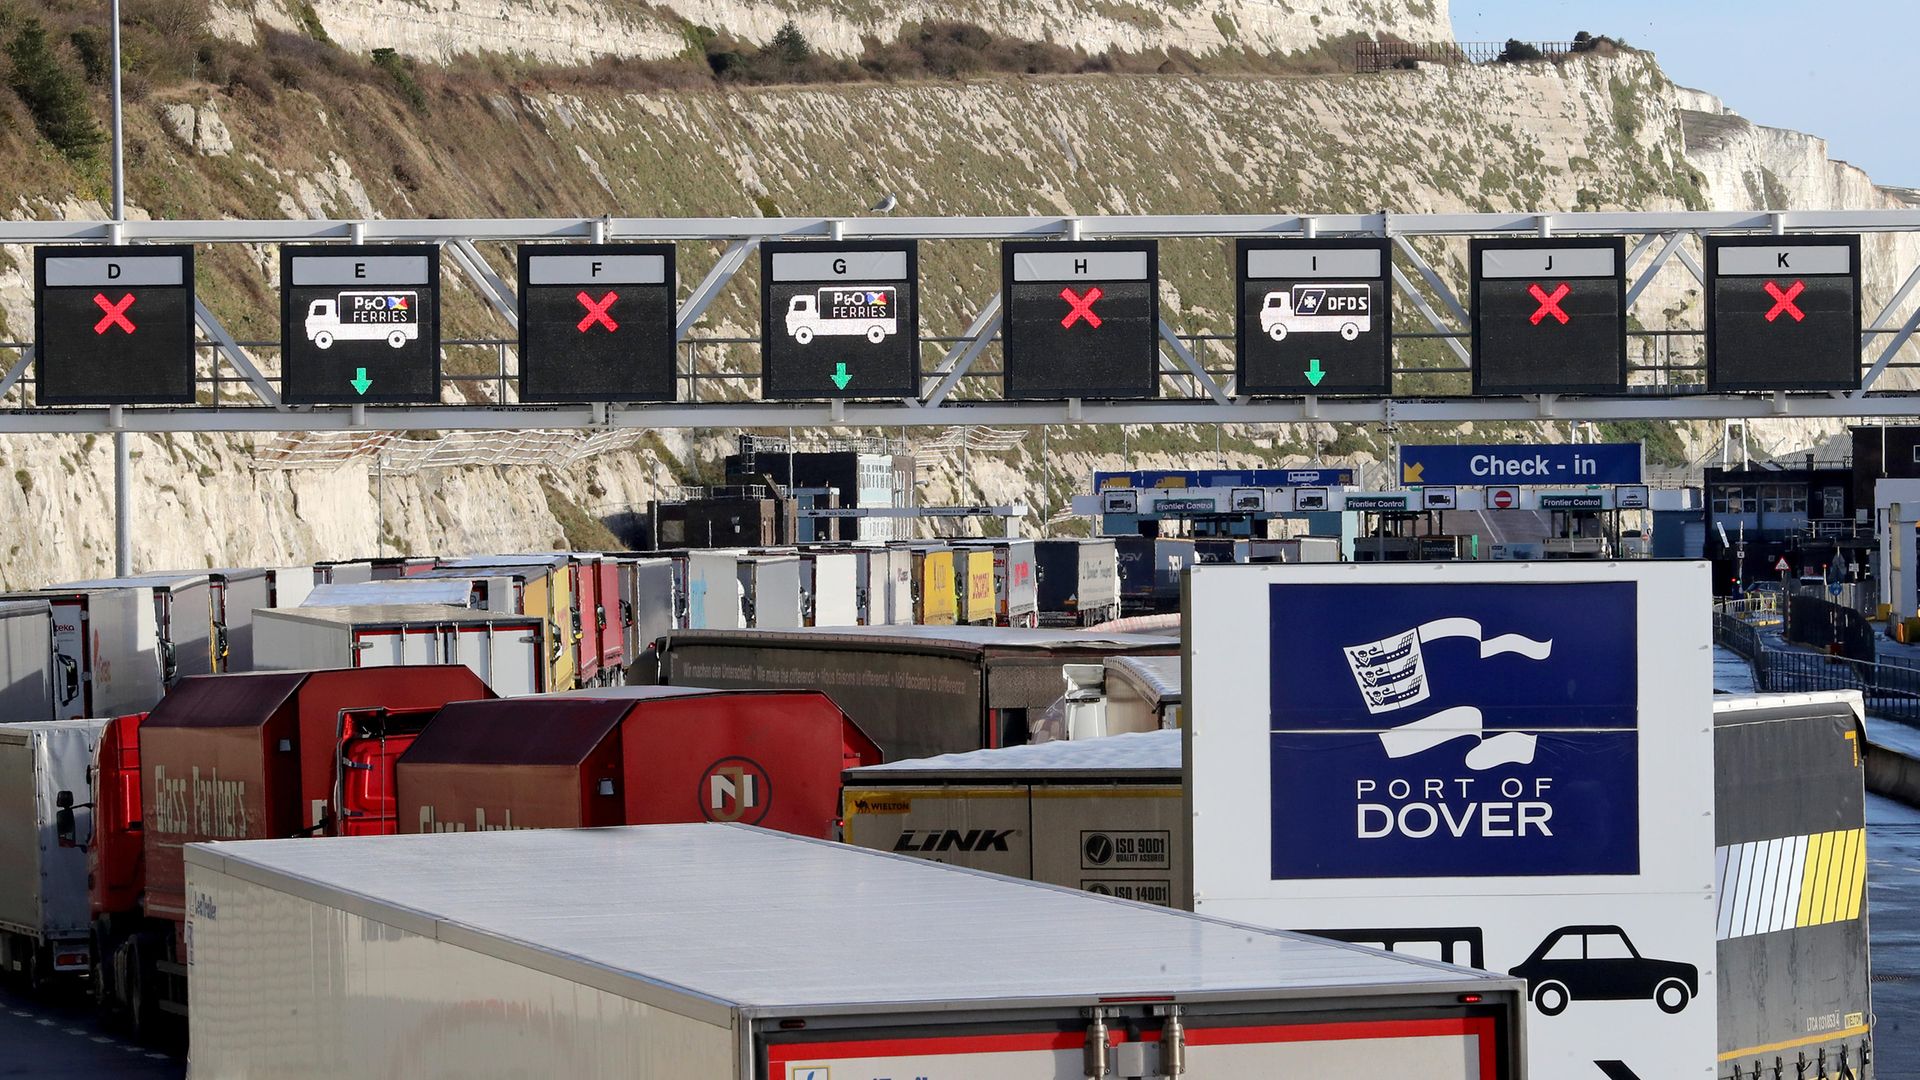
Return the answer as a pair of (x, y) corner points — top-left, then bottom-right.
(1470, 238), (1627, 396)
(1001, 241), (1158, 400)
(34, 245), (197, 405)
(1706, 235), (1861, 392)
(518, 244), (677, 402)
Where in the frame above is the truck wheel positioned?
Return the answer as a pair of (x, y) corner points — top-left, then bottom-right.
(1654, 978), (1690, 1014)
(1340, 323), (1359, 341)
(126, 938), (155, 1041)
(1532, 980), (1569, 1017)
(794, 326), (814, 345)
(313, 331), (334, 350)
(1267, 324), (1288, 342)
(387, 330), (407, 348)
(866, 325), (886, 344)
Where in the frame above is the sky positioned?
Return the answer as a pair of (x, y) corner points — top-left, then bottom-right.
(1450, 2), (1917, 188)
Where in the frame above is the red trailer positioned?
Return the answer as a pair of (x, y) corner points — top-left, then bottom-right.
(567, 555), (627, 685)
(399, 686), (880, 838)
(90, 666), (494, 1033)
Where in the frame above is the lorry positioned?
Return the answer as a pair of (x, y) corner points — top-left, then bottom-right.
(659, 625), (1176, 760)
(183, 824), (1525, 1079)
(783, 284), (898, 344)
(399, 686), (880, 837)
(797, 551), (858, 627)
(304, 290), (419, 349)
(903, 544), (958, 625)
(56, 573), (215, 685)
(1, 587), (167, 720)
(0, 720), (106, 987)
(252, 604), (547, 695)
(1257, 283), (1371, 341)
(849, 690), (1878, 1073)
(0, 600), (55, 722)
(437, 554), (576, 689)
(1034, 538), (1121, 626)
(1114, 536), (1195, 616)
(955, 546), (997, 626)
(953, 539), (1041, 627)
(194, 568), (275, 670)
(88, 666), (494, 1032)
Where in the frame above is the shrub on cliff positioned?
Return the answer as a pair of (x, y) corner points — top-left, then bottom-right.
(5, 17), (102, 164)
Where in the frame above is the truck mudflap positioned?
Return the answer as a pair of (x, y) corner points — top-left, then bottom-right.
(764, 1010), (1507, 1079)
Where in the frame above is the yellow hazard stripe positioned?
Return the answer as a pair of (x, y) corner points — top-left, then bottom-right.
(1719, 828), (1865, 940)
(1718, 1023), (1872, 1062)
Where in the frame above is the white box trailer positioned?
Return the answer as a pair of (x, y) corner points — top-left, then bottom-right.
(0, 600), (55, 722)
(0, 719), (107, 983)
(800, 552), (859, 627)
(686, 550), (747, 629)
(184, 824), (1525, 1080)
(194, 567), (273, 672)
(740, 554), (803, 628)
(252, 604), (544, 695)
(57, 573), (216, 685)
(2, 587), (166, 719)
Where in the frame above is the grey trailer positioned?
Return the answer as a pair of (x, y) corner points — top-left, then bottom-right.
(184, 824), (1525, 1079)
(0, 601), (54, 723)
(844, 728), (1190, 907)
(55, 573), (215, 686)
(0, 719), (107, 984)
(0, 588), (165, 718)
(660, 625), (1175, 760)
(198, 567), (272, 672)
(955, 539), (1040, 627)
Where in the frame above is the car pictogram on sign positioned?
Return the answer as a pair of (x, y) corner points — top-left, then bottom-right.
(1508, 925), (1698, 1017)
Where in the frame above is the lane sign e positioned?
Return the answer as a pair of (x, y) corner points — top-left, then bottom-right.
(280, 245), (441, 405)
(1471, 238), (1627, 396)
(35, 244), (197, 405)
(1235, 239), (1391, 397)
(761, 241), (919, 399)
(1002, 241), (1159, 400)
(1705, 235), (1861, 392)
(518, 244), (677, 403)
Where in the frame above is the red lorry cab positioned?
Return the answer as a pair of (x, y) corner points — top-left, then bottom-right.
(399, 685), (881, 838)
(88, 712), (146, 922)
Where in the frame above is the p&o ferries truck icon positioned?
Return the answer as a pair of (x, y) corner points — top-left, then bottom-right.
(786, 286), (897, 345)
(1259, 284), (1370, 342)
(305, 291), (419, 350)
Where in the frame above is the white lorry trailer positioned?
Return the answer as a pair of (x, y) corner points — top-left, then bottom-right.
(0, 719), (107, 986)
(184, 823), (1525, 1079)
(251, 604), (546, 695)
(0, 601), (55, 722)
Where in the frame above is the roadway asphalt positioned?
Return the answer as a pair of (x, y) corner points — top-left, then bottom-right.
(0, 984), (180, 1079)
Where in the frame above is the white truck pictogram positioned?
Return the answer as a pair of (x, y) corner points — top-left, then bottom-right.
(785, 286), (897, 345)
(1259, 284), (1370, 342)
(305, 291), (419, 350)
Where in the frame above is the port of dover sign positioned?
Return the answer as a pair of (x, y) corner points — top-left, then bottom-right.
(1185, 561), (1714, 1079)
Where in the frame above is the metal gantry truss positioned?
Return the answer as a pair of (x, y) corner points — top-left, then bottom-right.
(4, 210), (1920, 432)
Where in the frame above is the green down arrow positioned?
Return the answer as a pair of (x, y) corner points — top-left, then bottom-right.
(831, 362), (851, 390)
(1304, 358), (1325, 387)
(350, 367), (372, 395)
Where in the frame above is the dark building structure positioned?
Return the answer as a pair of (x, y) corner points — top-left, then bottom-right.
(1703, 459), (1866, 597)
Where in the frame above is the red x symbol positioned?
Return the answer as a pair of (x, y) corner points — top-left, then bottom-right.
(92, 292), (136, 335)
(1527, 282), (1570, 326)
(1764, 279), (1805, 323)
(1060, 286), (1103, 329)
(576, 290), (619, 332)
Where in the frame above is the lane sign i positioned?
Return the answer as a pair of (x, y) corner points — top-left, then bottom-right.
(280, 245), (441, 405)
(760, 241), (919, 400)
(1470, 237), (1627, 396)
(34, 244), (197, 405)
(518, 244), (677, 403)
(1002, 240), (1159, 400)
(1236, 239), (1392, 397)
(1705, 235), (1861, 392)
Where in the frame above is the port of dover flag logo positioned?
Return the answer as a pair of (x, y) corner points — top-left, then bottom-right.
(1268, 582), (1640, 880)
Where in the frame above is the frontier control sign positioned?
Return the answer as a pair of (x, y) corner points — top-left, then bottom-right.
(1187, 562), (1715, 1079)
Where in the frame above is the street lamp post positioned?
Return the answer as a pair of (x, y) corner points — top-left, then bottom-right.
(109, 0), (131, 578)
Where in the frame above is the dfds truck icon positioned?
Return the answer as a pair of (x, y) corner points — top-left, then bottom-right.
(305, 291), (420, 349)
(1259, 284), (1370, 341)
(786, 286), (897, 345)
